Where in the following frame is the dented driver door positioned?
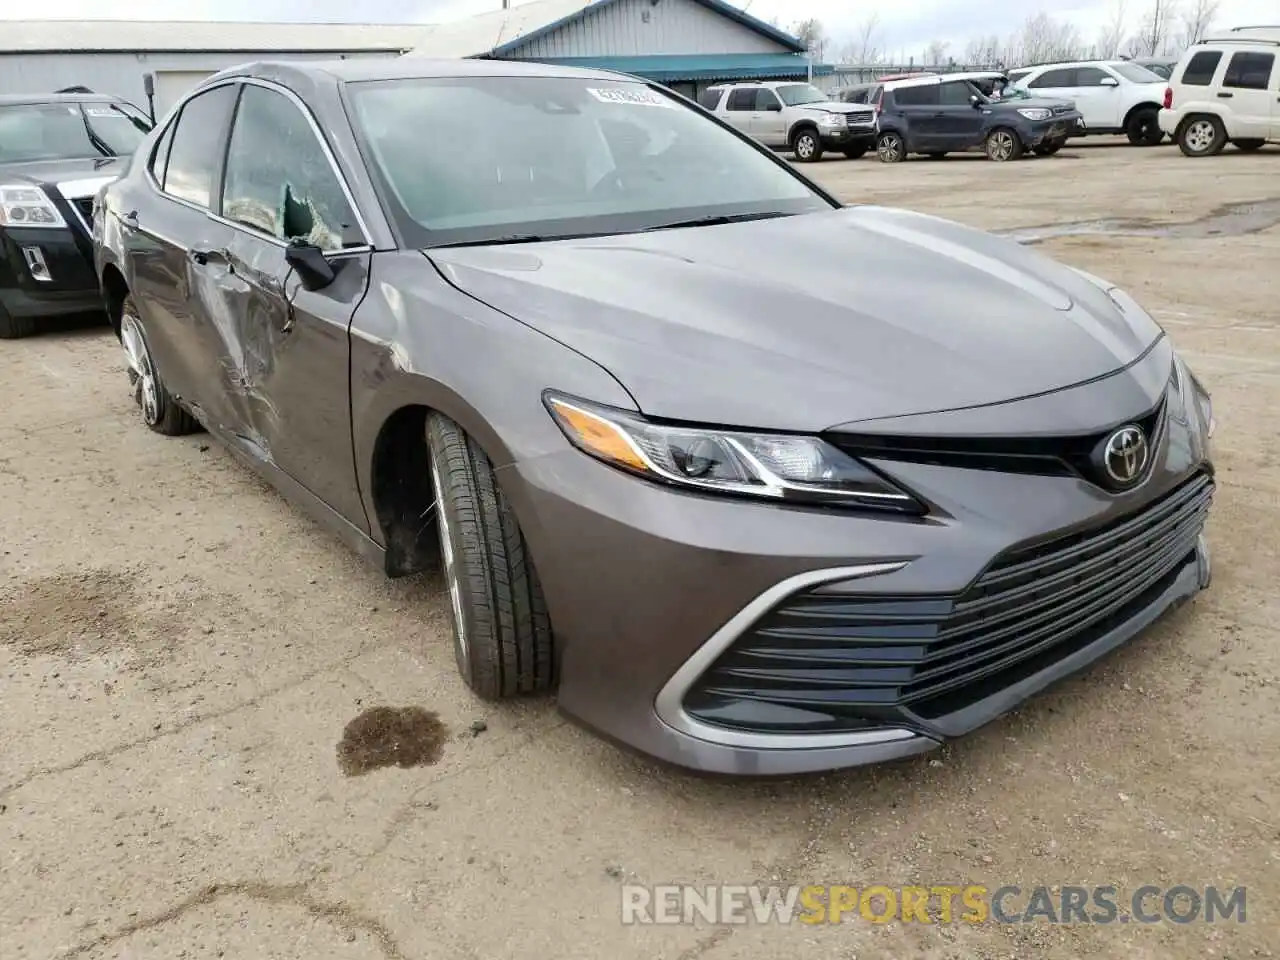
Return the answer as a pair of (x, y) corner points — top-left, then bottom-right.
(211, 79), (373, 524)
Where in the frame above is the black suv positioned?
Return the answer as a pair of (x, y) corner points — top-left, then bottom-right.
(0, 92), (152, 338)
(872, 77), (1084, 163)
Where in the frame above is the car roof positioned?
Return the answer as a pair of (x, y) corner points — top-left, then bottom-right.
(0, 92), (127, 106)
(209, 56), (649, 90)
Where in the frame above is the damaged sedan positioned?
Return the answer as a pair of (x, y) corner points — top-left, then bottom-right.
(95, 59), (1216, 776)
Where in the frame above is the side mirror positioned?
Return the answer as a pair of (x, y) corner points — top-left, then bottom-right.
(1100, 76), (1120, 87)
(285, 239), (336, 291)
(969, 94), (981, 106)
(143, 73), (154, 98)
(765, 101), (782, 111)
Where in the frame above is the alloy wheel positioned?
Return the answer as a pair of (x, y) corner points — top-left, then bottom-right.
(430, 454), (471, 678)
(877, 134), (903, 162)
(120, 311), (160, 426)
(988, 131), (1015, 161)
(1184, 119), (1216, 154)
(795, 134), (816, 160)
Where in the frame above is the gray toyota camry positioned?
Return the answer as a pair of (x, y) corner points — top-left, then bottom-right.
(94, 58), (1215, 776)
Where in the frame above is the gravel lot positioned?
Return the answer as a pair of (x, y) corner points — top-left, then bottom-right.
(2, 141), (1277, 959)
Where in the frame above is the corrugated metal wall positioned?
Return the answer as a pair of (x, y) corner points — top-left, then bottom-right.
(0, 50), (400, 114)
(512, 0), (787, 59)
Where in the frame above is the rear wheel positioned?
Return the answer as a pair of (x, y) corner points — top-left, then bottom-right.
(876, 131), (906, 163)
(984, 128), (1024, 162)
(119, 296), (199, 436)
(1125, 108), (1163, 145)
(426, 412), (554, 700)
(842, 145), (868, 160)
(791, 127), (823, 162)
(1233, 139), (1266, 152)
(1177, 115), (1227, 157)
(0, 303), (36, 340)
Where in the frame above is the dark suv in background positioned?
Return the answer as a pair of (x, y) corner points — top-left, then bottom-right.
(873, 76), (1084, 163)
(0, 91), (152, 338)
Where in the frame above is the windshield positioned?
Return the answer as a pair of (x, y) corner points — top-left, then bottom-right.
(775, 84), (829, 106)
(0, 101), (151, 164)
(1112, 62), (1164, 83)
(347, 76), (832, 248)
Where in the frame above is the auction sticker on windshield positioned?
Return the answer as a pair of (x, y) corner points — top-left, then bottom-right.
(587, 87), (675, 108)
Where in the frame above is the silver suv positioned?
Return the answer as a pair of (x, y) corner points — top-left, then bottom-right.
(700, 81), (877, 162)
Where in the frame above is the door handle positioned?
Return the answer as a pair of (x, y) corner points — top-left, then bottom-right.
(188, 246), (227, 266)
(119, 209), (139, 230)
(1217, 92), (1233, 98)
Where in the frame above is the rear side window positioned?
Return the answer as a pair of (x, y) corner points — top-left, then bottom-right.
(726, 89), (757, 111)
(697, 89), (721, 110)
(1223, 52), (1275, 90)
(1180, 50), (1223, 85)
(162, 84), (239, 209)
(894, 85), (940, 106)
(1029, 69), (1075, 88)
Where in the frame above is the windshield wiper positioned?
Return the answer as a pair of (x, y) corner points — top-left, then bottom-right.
(77, 107), (114, 158)
(640, 211), (795, 233)
(428, 232), (602, 249)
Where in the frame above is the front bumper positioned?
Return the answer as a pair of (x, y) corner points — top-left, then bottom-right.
(821, 125), (876, 149)
(0, 224), (102, 319)
(1021, 113), (1085, 146)
(503, 365), (1214, 776)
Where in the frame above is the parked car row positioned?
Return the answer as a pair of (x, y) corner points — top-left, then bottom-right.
(0, 57), (1218, 776)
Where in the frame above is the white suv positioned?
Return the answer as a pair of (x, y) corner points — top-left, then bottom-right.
(1010, 60), (1169, 144)
(1158, 27), (1280, 156)
(701, 81), (877, 162)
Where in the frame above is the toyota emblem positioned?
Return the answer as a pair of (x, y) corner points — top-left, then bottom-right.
(1103, 425), (1149, 486)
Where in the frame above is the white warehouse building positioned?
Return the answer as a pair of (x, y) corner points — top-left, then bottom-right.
(0, 0), (826, 119)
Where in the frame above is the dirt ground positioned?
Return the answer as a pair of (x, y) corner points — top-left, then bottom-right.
(2, 141), (1278, 959)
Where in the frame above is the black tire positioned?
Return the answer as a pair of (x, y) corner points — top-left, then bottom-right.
(118, 295), (199, 436)
(876, 131), (906, 163)
(1177, 115), (1227, 157)
(984, 127), (1024, 162)
(791, 127), (823, 162)
(1125, 108), (1164, 146)
(0, 302), (36, 340)
(426, 412), (554, 700)
(1233, 139), (1266, 152)
(842, 145), (869, 160)
(1033, 139), (1065, 156)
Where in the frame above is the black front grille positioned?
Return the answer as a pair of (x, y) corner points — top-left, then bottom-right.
(684, 473), (1213, 736)
(826, 395), (1166, 488)
(845, 112), (875, 127)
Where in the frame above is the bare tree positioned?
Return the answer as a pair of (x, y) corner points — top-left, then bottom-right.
(790, 18), (828, 61)
(850, 12), (883, 64)
(1012, 12), (1085, 66)
(1177, 0), (1220, 48)
(1096, 0), (1130, 58)
(1134, 0), (1173, 56)
(925, 39), (951, 66)
(965, 34), (1003, 66)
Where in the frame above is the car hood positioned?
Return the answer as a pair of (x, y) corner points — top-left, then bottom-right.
(1003, 96), (1078, 111)
(800, 101), (873, 115)
(427, 206), (1163, 432)
(0, 155), (124, 190)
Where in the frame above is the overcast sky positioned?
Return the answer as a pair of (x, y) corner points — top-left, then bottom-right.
(3, 0), (1276, 56)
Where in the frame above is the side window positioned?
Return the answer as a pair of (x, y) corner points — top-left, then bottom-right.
(726, 89), (757, 111)
(755, 89), (781, 111)
(220, 84), (358, 251)
(1007, 70), (1031, 85)
(1180, 51), (1222, 85)
(894, 85), (940, 107)
(1075, 67), (1110, 86)
(697, 89), (722, 110)
(1029, 69), (1074, 88)
(938, 82), (974, 105)
(163, 85), (239, 209)
(1223, 51), (1275, 90)
(149, 119), (176, 187)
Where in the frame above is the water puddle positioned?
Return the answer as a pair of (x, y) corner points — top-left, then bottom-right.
(337, 706), (448, 776)
(1000, 198), (1280, 245)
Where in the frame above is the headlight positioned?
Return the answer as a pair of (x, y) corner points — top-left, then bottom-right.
(1186, 368), (1215, 439)
(1017, 108), (1053, 121)
(818, 114), (842, 127)
(544, 393), (923, 513)
(0, 184), (66, 228)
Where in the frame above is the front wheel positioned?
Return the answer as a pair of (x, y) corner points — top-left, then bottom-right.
(426, 412), (554, 700)
(1178, 115), (1227, 157)
(1126, 108), (1164, 145)
(791, 128), (823, 162)
(876, 131), (906, 163)
(0, 303), (36, 340)
(984, 128), (1024, 162)
(119, 296), (199, 435)
(1233, 139), (1266, 152)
